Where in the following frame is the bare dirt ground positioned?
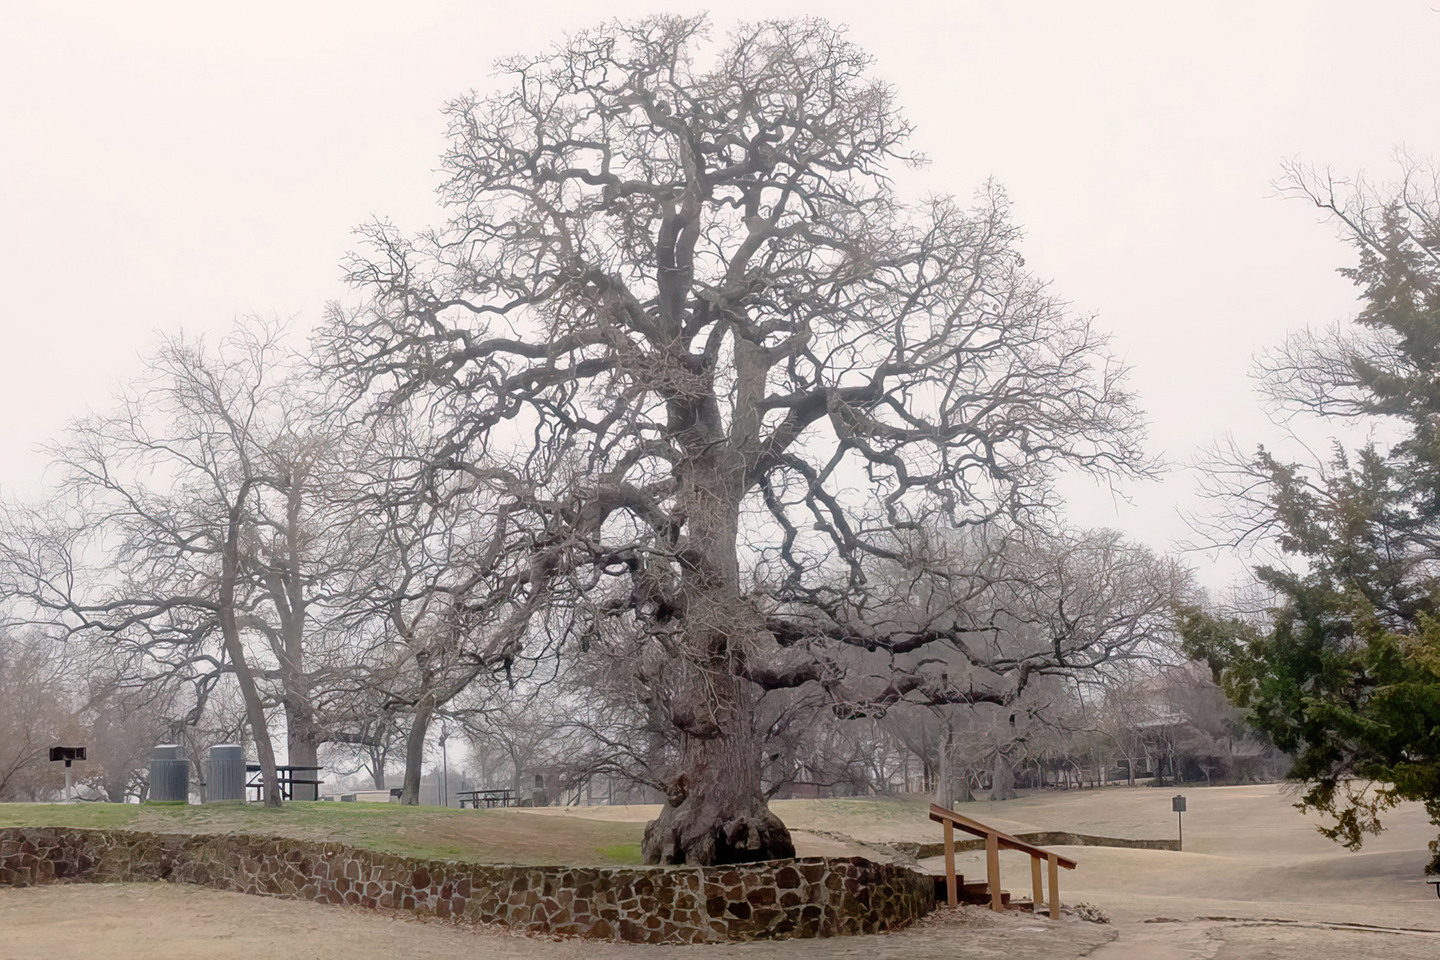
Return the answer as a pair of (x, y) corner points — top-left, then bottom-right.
(4, 784), (1440, 959)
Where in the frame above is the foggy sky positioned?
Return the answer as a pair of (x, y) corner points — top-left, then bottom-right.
(4, 1), (1438, 591)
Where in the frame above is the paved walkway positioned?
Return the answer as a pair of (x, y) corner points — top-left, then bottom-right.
(0, 884), (1109, 959)
(5, 883), (1440, 960)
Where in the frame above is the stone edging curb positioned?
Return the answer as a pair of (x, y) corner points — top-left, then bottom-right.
(0, 826), (934, 943)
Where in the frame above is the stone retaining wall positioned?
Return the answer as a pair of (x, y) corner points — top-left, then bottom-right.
(0, 827), (932, 943)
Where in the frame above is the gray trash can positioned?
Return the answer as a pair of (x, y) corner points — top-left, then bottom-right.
(149, 744), (188, 803)
(205, 744), (245, 802)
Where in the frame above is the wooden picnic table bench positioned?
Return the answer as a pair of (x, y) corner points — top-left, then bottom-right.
(245, 764), (325, 801)
(456, 787), (515, 808)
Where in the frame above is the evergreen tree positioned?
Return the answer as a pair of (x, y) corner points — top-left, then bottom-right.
(1187, 161), (1440, 872)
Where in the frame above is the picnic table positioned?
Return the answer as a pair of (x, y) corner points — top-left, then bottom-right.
(246, 764), (324, 801)
(456, 787), (515, 808)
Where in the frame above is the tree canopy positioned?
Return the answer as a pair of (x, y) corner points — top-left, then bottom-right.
(323, 15), (1155, 864)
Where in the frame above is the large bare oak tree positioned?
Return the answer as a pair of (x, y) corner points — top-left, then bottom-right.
(324, 16), (1150, 864)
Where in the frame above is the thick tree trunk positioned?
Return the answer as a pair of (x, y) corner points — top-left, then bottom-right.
(369, 743), (387, 790)
(508, 745), (526, 799)
(281, 661), (321, 799)
(399, 694), (434, 805)
(221, 482), (281, 807)
(643, 365), (795, 864)
(102, 775), (129, 803)
(275, 477), (320, 799)
(285, 713), (321, 801)
(955, 770), (975, 803)
(278, 657), (322, 795)
(642, 674), (794, 865)
(363, 721), (390, 789)
(224, 635), (280, 806)
(932, 725), (955, 809)
(990, 753), (1018, 801)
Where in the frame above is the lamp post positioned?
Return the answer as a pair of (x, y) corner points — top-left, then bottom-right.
(439, 727), (450, 807)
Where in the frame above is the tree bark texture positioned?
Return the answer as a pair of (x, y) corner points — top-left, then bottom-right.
(637, 442), (796, 863)
(642, 673), (794, 865)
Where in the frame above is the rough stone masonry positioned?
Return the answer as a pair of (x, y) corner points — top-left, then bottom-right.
(0, 827), (934, 943)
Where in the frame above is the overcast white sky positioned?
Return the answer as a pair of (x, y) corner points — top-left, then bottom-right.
(4, 1), (1438, 592)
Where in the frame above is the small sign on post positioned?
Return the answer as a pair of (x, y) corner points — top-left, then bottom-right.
(49, 746), (87, 802)
(1173, 794), (1187, 850)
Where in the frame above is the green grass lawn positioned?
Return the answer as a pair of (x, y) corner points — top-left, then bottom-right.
(0, 801), (646, 866)
(0, 793), (952, 866)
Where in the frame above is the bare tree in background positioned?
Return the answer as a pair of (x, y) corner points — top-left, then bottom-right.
(0, 631), (75, 799)
(81, 670), (191, 802)
(319, 694), (406, 791)
(0, 322), (383, 806)
(322, 16), (1151, 863)
(329, 425), (562, 805)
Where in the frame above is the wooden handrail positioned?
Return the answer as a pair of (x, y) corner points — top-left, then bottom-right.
(928, 803), (1076, 918)
(928, 804), (1078, 868)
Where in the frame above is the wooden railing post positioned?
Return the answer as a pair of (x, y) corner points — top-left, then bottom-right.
(986, 831), (1001, 912)
(1048, 851), (1060, 919)
(926, 803), (1075, 918)
(944, 819), (957, 906)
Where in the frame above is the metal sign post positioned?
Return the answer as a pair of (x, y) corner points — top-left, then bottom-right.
(1173, 794), (1187, 851)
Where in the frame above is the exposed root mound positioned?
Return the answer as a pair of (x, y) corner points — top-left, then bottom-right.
(642, 800), (795, 865)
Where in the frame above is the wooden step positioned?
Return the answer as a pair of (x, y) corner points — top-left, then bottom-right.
(930, 875), (1010, 906)
(1005, 898), (1065, 918)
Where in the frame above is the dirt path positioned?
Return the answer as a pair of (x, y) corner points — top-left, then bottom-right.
(0, 884), (1113, 960)
(6, 884), (1440, 960)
